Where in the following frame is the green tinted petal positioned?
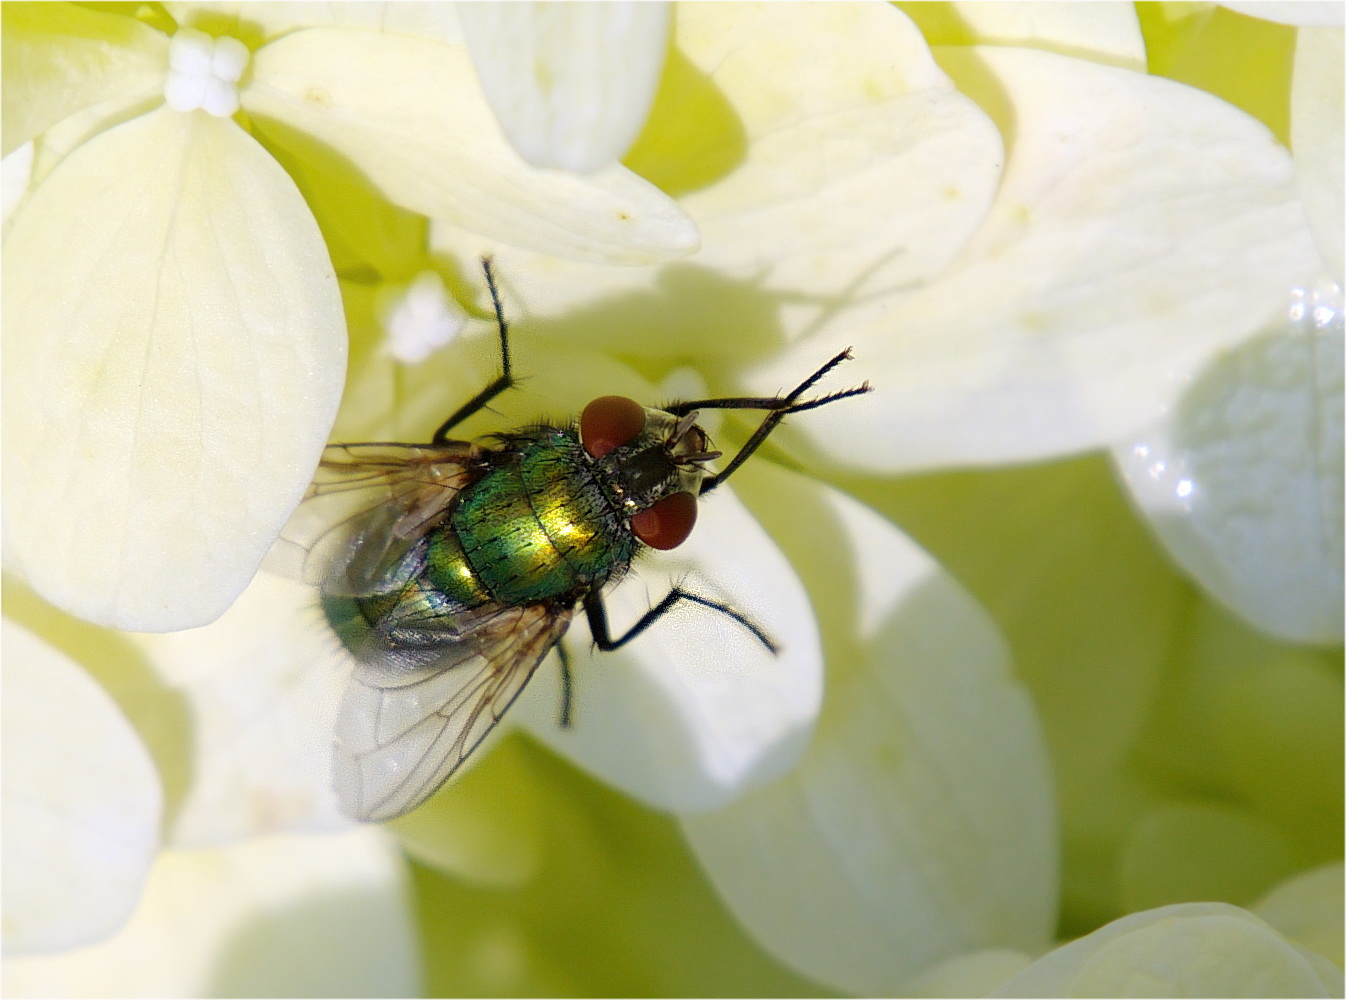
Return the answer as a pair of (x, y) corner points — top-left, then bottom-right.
(1117, 803), (1298, 913)
(1, 3), (167, 155)
(994, 903), (1342, 997)
(1254, 863), (1345, 968)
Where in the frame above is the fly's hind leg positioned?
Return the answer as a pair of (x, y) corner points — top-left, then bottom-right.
(582, 588), (778, 654)
(432, 258), (518, 443)
(556, 641), (574, 728)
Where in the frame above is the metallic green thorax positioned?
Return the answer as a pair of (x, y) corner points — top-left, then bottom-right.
(445, 428), (636, 605)
(326, 426), (641, 657)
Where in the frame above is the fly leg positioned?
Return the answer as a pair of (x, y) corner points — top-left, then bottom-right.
(663, 348), (871, 493)
(432, 257), (517, 443)
(583, 588), (778, 654)
(556, 642), (574, 728)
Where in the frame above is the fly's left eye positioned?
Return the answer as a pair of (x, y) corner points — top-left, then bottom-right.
(631, 491), (697, 550)
(581, 395), (646, 459)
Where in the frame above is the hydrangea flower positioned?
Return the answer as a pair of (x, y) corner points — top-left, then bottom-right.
(4, 2), (1341, 996)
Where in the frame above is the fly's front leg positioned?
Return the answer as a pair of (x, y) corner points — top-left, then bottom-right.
(582, 588), (778, 654)
(432, 257), (517, 443)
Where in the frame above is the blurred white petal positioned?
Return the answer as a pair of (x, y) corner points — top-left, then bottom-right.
(2, 106), (345, 630)
(993, 903), (1343, 997)
(2, 621), (162, 955)
(130, 572), (350, 846)
(1, 829), (420, 997)
(460, 2), (669, 172)
(1253, 863), (1344, 968)
(1112, 278), (1343, 644)
(1221, 2), (1346, 26)
(1291, 27), (1344, 283)
(514, 483), (822, 812)
(1, 4), (168, 155)
(748, 46), (1323, 471)
(681, 466), (1055, 995)
(244, 27), (697, 264)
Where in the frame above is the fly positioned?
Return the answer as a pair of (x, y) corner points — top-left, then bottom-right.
(280, 260), (870, 821)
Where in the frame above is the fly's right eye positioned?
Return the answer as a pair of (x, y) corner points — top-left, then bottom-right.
(581, 395), (646, 459)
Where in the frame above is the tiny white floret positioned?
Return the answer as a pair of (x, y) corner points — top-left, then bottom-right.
(164, 29), (249, 117)
(383, 271), (468, 364)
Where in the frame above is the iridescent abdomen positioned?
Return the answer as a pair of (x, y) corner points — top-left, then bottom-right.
(449, 429), (635, 605)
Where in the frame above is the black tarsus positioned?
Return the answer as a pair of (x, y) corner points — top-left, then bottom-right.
(556, 642), (574, 728)
(432, 257), (517, 443)
(666, 348), (871, 494)
(583, 587), (778, 655)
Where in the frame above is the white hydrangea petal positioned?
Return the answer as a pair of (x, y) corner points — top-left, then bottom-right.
(513, 483), (822, 812)
(1, 4), (168, 155)
(1291, 27), (1344, 283)
(1221, 2), (1346, 26)
(993, 903), (1343, 997)
(1, 828), (420, 997)
(1112, 278), (1344, 644)
(745, 46), (1323, 472)
(430, 2), (1000, 362)
(2, 106), (345, 631)
(681, 466), (1056, 996)
(1253, 863), (1345, 968)
(244, 27), (697, 264)
(129, 572), (351, 846)
(459, 1), (670, 172)
(898, 1), (1147, 69)
(2, 621), (163, 955)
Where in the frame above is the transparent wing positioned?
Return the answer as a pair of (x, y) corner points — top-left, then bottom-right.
(266, 441), (480, 588)
(333, 601), (574, 822)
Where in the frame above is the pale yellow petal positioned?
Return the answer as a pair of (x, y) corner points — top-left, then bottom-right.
(431, 2), (999, 363)
(2, 107), (345, 630)
(2, 620), (162, 955)
(460, 1), (670, 172)
(746, 46), (1323, 471)
(244, 27), (697, 264)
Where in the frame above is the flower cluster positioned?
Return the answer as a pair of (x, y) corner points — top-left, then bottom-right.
(3, 3), (1340, 996)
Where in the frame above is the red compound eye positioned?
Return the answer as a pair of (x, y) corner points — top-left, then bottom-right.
(631, 491), (698, 550)
(581, 395), (646, 459)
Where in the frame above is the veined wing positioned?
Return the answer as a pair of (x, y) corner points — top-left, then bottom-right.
(267, 441), (480, 589)
(333, 600), (574, 822)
